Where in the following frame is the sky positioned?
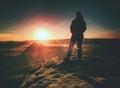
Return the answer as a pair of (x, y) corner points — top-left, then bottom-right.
(0, 0), (120, 41)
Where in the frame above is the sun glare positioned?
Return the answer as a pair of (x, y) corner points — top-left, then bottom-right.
(35, 30), (49, 41)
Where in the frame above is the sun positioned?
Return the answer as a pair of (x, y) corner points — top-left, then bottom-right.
(35, 30), (49, 41)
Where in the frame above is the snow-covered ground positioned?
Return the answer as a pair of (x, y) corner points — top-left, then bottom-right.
(0, 39), (120, 88)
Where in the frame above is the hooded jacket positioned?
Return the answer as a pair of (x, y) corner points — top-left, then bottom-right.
(70, 18), (86, 36)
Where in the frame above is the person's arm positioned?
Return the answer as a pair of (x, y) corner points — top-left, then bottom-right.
(70, 20), (74, 34)
(81, 21), (87, 33)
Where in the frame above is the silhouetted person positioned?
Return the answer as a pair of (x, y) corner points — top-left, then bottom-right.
(65, 11), (87, 61)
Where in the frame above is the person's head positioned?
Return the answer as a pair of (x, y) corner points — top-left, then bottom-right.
(76, 11), (83, 20)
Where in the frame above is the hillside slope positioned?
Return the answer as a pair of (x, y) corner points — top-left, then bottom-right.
(20, 56), (120, 88)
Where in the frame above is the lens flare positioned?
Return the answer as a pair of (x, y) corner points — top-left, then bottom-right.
(35, 29), (49, 41)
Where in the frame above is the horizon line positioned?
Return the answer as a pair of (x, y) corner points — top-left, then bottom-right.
(0, 38), (120, 41)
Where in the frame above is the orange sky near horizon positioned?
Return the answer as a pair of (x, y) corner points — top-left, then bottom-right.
(0, 15), (119, 41)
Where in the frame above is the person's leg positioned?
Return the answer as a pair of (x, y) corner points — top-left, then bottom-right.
(77, 34), (83, 60)
(65, 35), (76, 60)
